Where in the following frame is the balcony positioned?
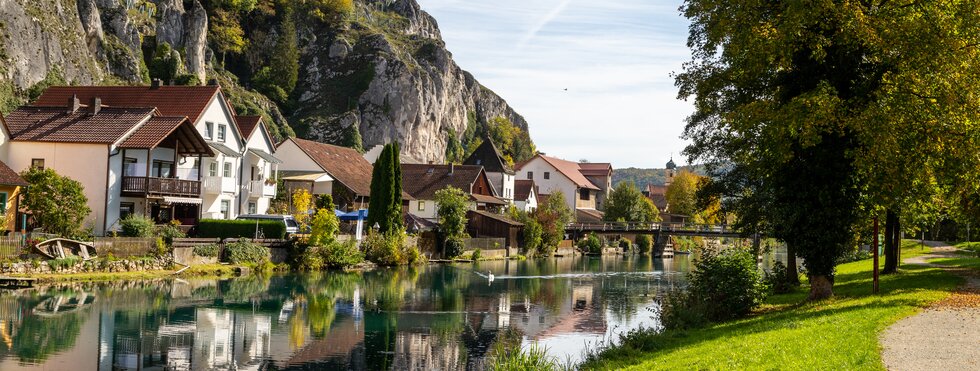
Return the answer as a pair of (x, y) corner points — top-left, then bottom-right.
(121, 177), (201, 198)
(203, 176), (239, 194)
(249, 180), (277, 198)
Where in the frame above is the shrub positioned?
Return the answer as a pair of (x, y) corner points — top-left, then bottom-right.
(836, 247), (872, 264)
(193, 244), (220, 258)
(636, 234), (653, 254)
(763, 261), (798, 294)
(309, 208), (340, 247)
(158, 220), (186, 245)
(120, 215), (155, 237)
(618, 238), (631, 251)
(48, 256), (82, 271)
(322, 239), (363, 269)
(197, 219), (286, 239)
(661, 247), (767, 329)
(365, 229), (404, 266)
(472, 248), (482, 261)
(521, 218), (543, 255)
(578, 234), (602, 254)
(444, 237), (464, 259)
(224, 238), (271, 264)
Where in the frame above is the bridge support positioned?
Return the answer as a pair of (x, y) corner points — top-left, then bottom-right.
(653, 232), (672, 258)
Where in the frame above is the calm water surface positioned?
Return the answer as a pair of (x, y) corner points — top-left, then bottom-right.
(0, 255), (690, 370)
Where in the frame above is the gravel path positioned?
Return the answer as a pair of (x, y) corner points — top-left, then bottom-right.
(880, 242), (980, 371)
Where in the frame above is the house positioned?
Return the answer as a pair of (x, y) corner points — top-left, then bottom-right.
(467, 210), (523, 249)
(0, 96), (213, 235)
(275, 137), (371, 211)
(513, 179), (538, 213)
(578, 162), (613, 210)
(400, 163), (506, 221)
(32, 82), (279, 220)
(515, 154), (604, 222)
(463, 138), (515, 203)
(235, 116), (281, 215)
(643, 184), (669, 213)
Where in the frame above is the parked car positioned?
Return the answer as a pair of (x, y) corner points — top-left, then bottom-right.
(236, 214), (300, 236)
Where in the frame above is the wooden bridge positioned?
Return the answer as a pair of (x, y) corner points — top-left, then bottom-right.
(565, 222), (743, 238)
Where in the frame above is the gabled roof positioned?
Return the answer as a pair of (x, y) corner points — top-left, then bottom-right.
(579, 162), (613, 177)
(514, 179), (536, 201)
(118, 116), (213, 156)
(33, 85), (222, 124)
(468, 209), (523, 226)
(645, 184), (668, 212)
(519, 155), (600, 190)
(463, 138), (513, 174)
(576, 208), (605, 223)
(400, 164), (487, 200)
(3, 105), (156, 144)
(282, 138), (374, 197)
(0, 160), (27, 187)
(235, 115), (262, 138)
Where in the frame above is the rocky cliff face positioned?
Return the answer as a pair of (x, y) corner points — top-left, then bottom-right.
(293, 0), (530, 163)
(0, 0), (532, 163)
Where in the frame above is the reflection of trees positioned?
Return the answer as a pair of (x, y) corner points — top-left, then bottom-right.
(7, 300), (85, 362)
(220, 275), (271, 302)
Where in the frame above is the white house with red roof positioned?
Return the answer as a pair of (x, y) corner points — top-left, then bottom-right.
(235, 116), (281, 215)
(515, 154), (608, 222)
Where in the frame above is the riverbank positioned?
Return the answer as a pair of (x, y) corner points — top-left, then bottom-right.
(580, 241), (973, 370)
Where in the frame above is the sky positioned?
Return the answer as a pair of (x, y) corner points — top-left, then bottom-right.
(415, 0), (693, 169)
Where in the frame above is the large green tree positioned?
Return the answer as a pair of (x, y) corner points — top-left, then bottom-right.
(367, 142), (403, 233)
(534, 190), (573, 254)
(434, 186), (470, 258)
(604, 182), (660, 223)
(678, 0), (980, 299)
(21, 168), (90, 238)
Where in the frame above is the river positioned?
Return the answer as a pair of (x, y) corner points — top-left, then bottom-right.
(0, 255), (691, 370)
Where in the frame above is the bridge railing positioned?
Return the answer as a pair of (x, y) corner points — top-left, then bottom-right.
(565, 222), (733, 234)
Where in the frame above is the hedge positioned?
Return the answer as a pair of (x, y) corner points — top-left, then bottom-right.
(197, 219), (286, 239)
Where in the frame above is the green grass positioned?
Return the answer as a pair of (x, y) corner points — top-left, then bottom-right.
(581, 242), (963, 370)
(928, 257), (980, 270)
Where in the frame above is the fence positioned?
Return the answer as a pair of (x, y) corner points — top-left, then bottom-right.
(92, 237), (160, 258)
(0, 233), (26, 259)
(462, 238), (506, 251)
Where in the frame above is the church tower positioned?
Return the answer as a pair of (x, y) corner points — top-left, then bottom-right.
(665, 156), (677, 187)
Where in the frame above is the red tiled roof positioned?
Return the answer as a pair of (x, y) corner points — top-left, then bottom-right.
(471, 193), (507, 205)
(3, 105), (155, 144)
(520, 155), (600, 190)
(0, 160), (27, 186)
(645, 184), (668, 211)
(514, 179), (536, 201)
(576, 208), (605, 223)
(400, 164), (486, 200)
(468, 209), (523, 226)
(283, 138), (375, 197)
(578, 162), (612, 177)
(118, 116), (213, 156)
(235, 115), (262, 138)
(33, 85), (221, 124)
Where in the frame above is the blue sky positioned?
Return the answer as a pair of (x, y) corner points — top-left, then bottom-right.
(416, 0), (692, 169)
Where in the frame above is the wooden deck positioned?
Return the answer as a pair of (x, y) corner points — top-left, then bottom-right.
(0, 276), (37, 289)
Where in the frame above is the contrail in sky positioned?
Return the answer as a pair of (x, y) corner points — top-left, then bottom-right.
(518, 0), (573, 49)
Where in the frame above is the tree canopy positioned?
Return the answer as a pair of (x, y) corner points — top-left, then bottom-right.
(367, 142), (403, 233)
(21, 168), (90, 238)
(604, 182), (660, 223)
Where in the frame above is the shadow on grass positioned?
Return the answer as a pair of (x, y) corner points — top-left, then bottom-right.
(580, 258), (961, 370)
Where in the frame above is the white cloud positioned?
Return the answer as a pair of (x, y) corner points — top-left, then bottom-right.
(417, 0), (693, 168)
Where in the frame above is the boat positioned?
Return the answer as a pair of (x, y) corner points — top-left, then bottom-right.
(33, 293), (96, 316)
(33, 238), (97, 261)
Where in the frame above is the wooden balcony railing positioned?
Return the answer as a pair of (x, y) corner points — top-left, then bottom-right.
(121, 177), (201, 198)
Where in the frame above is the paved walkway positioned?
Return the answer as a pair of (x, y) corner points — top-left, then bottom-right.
(880, 242), (980, 371)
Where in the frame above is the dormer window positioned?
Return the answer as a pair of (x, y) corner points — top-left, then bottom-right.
(205, 122), (214, 139)
(217, 125), (227, 142)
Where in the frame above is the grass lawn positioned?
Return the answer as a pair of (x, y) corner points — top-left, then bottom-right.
(581, 242), (964, 370)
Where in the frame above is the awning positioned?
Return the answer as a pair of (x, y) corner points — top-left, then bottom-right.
(282, 173), (333, 183)
(335, 209), (368, 221)
(208, 142), (241, 157)
(248, 148), (283, 164)
(162, 196), (203, 205)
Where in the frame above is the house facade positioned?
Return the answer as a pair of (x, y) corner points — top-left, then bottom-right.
(578, 163), (613, 210)
(235, 116), (281, 215)
(275, 137), (374, 211)
(0, 97), (212, 235)
(463, 139), (515, 203)
(32, 84), (279, 221)
(515, 154), (603, 222)
(513, 179), (538, 213)
(401, 164), (505, 221)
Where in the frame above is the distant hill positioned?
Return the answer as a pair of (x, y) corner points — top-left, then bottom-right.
(614, 166), (706, 187)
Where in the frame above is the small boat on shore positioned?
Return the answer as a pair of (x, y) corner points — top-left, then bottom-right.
(33, 238), (97, 261)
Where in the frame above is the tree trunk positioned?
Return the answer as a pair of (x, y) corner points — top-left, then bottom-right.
(893, 214), (902, 268)
(808, 274), (834, 300)
(786, 243), (800, 285)
(883, 209), (899, 274)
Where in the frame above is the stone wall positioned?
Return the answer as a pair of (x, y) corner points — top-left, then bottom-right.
(0, 256), (172, 275)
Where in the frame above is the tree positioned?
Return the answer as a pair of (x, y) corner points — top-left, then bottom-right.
(665, 170), (700, 217)
(20, 168), (90, 237)
(677, 0), (980, 299)
(522, 218), (543, 255)
(148, 43), (183, 83)
(534, 190), (573, 254)
(309, 208), (340, 247)
(341, 123), (364, 153)
(434, 187), (469, 258)
(604, 182), (661, 223)
(252, 4), (299, 104)
(304, 0), (354, 23)
(292, 189), (313, 231)
(367, 143), (403, 233)
(209, 9), (247, 65)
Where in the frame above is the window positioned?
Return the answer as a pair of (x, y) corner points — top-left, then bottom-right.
(152, 160), (174, 178)
(223, 162), (232, 178)
(580, 189), (591, 201)
(217, 125), (227, 142)
(209, 162), (218, 177)
(205, 122), (214, 139)
(0, 193), (7, 212)
(418, 201), (425, 211)
(31, 158), (44, 170)
(544, 172), (550, 180)
(248, 202), (257, 214)
(220, 200), (231, 219)
(527, 171), (533, 179)
(123, 158), (138, 176)
(120, 202), (134, 219)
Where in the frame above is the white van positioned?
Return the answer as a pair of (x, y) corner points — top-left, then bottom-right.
(236, 214), (300, 236)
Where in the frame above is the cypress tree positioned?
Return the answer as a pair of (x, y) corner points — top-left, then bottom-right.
(388, 142), (403, 231)
(367, 143), (404, 233)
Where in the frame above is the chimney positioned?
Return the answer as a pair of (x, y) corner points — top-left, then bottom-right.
(150, 79), (162, 89)
(91, 97), (101, 115)
(68, 94), (80, 114)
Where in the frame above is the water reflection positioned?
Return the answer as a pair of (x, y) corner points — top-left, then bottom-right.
(0, 255), (688, 370)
